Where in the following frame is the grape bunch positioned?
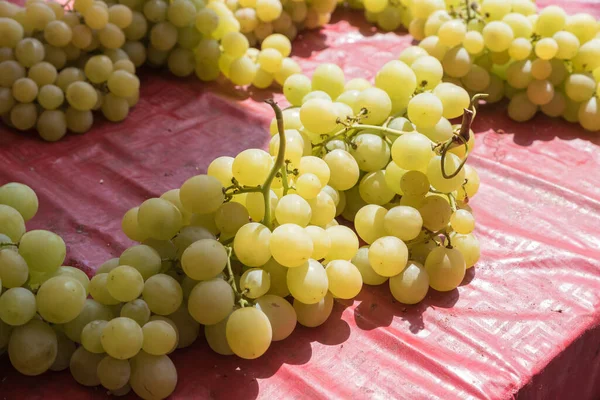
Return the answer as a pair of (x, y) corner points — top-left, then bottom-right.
(398, 0), (600, 131)
(0, 0), (141, 140)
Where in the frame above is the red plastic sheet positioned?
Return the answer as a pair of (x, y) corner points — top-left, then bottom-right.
(1, 1), (600, 399)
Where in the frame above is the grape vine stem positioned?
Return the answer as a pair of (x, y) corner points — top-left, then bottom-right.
(0, 242), (17, 248)
(263, 99), (286, 230)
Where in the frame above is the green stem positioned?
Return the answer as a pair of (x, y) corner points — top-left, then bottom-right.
(225, 247), (239, 293)
(447, 193), (457, 212)
(262, 100), (287, 229)
(281, 166), (290, 196)
(352, 124), (408, 137)
(0, 242), (17, 248)
(465, 0), (472, 21)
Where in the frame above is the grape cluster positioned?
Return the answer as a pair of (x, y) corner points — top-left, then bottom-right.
(361, 0), (600, 131)
(0, 0), (141, 140)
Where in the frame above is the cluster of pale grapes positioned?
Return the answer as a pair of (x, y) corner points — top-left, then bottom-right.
(377, 0), (600, 131)
(0, 0), (141, 140)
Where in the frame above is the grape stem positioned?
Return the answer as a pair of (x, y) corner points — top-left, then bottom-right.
(224, 246), (249, 308)
(263, 99), (287, 230)
(0, 242), (18, 248)
(281, 165), (290, 195)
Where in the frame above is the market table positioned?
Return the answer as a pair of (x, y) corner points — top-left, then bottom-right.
(1, 1), (600, 399)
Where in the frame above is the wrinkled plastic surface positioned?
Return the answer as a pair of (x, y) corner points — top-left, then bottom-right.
(1, 1), (600, 399)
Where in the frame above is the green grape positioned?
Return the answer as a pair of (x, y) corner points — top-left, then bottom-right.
(322, 149), (359, 191)
(97, 356), (131, 390)
(579, 97), (600, 132)
(407, 93), (443, 129)
(122, 11), (147, 41)
(482, 21), (514, 52)
(303, 226), (330, 261)
(181, 239), (227, 281)
(81, 320), (108, 353)
(311, 63), (345, 99)
(142, 320), (177, 355)
(18, 230), (65, 273)
(0, 17), (24, 48)
(391, 133), (433, 172)
(389, 261), (429, 304)
(235, 8), (259, 33)
(442, 46), (471, 78)
(188, 278), (234, 325)
(232, 222), (271, 266)
(0, 60), (26, 89)
(137, 198), (182, 241)
(231, 149), (272, 186)
(273, 194), (309, 227)
(120, 245), (162, 280)
(368, 236), (408, 277)
(37, 110), (67, 142)
(44, 20), (72, 47)
(255, 295), (296, 341)
(258, 48), (282, 73)
(108, 4), (132, 28)
(50, 331), (76, 372)
(27, 61), (57, 86)
(541, 90), (567, 118)
(65, 81), (97, 111)
(295, 173), (322, 200)
(70, 346), (103, 386)
(0, 288), (36, 326)
(0, 250), (28, 288)
(325, 260), (362, 299)
(255, 0), (281, 22)
(424, 246), (466, 291)
(401, 170), (430, 197)
(286, 259), (328, 304)
(119, 299), (150, 326)
(204, 315), (233, 356)
(411, 55), (443, 89)
(71, 24), (93, 49)
(502, 12), (532, 38)
(535, 38), (558, 60)
(101, 317), (143, 359)
(9, 319), (57, 376)
(300, 98), (338, 134)
(450, 209), (475, 234)
(553, 31), (579, 60)
(298, 156), (330, 186)
(83, 2), (108, 30)
(149, 21), (177, 51)
(179, 174), (224, 215)
(432, 82), (469, 120)
(531, 59), (552, 80)
(356, 87), (392, 125)
(0, 87), (15, 114)
(384, 161), (406, 195)
(526, 79), (554, 106)
(96, 258), (119, 275)
(564, 73), (595, 103)
(535, 5), (566, 37)
(418, 195), (451, 231)
(144, 0), (167, 22)
(302, 90), (331, 104)
(121, 207), (147, 242)
(84, 55), (113, 83)
(384, 205), (423, 241)
(36, 276), (87, 324)
(50, 266), (90, 294)
(63, 299), (114, 342)
(196, 8), (219, 35)
(508, 37), (532, 60)
(89, 273), (120, 305)
(451, 232), (480, 268)
(325, 225), (358, 261)
(508, 92), (538, 122)
(225, 306), (273, 361)
(293, 291), (334, 327)
(426, 153), (466, 194)
(307, 190), (336, 227)
(0, 183), (38, 222)
(354, 204), (387, 245)
(142, 274), (182, 316)
(462, 64), (491, 92)
(351, 246), (387, 286)
(173, 226), (215, 259)
(565, 13), (598, 43)
(240, 268), (270, 298)
(269, 223), (313, 268)
(107, 265), (144, 302)
(358, 170), (395, 206)
(284, 74), (312, 106)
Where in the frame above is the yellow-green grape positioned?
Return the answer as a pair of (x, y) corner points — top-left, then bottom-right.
(172, 226), (215, 259)
(10, 103), (37, 131)
(253, 68), (274, 89)
(97, 356), (131, 390)
(55, 67), (84, 91)
(534, 38), (558, 60)
(142, 320), (177, 355)
(179, 174), (225, 215)
(553, 31), (579, 60)
(36, 276), (87, 324)
(0, 17), (24, 48)
(531, 59), (552, 80)
(43, 20), (72, 47)
(565, 13), (598, 43)
(384, 205), (423, 241)
(240, 268), (270, 298)
(351, 246), (387, 286)
(325, 260), (362, 299)
(298, 156), (330, 186)
(236, 8), (259, 33)
(506, 59), (533, 89)
(50, 266), (90, 294)
(27, 61), (56, 87)
(63, 299), (114, 342)
(228, 55), (256, 86)
(535, 5), (566, 37)
(451, 232), (480, 268)
(122, 11), (147, 42)
(25, 2), (56, 30)
(400, 170), (429, 197)
(69, 347), (103, 386)
(257, 48), (282, 74)
(255, 295), (296, 341)
(363, 0), (387, 13)
(108, 4), (132, 29)
(462, 64), (491, 92)
(307, 190), (336, 226)
(89, 273), (120, 305)
(295, 173), (322, 200)
(508, 37), (532, 60)
(0, 250), (28, 288)
(462, 30), (484, 55)
(391, 133), (434, 172)
(418, 195), (451, 231)
(368, 236), (408, 277)
(325, 225), (359, 261)
(0, 87), (15, 114)
(137, 198), (182, 241)
(302, 90), (331, 103)
(65, 81), (97, 112)
(564, 73), (596, 103)
(181, 239), (227, 281)
(159, 189), (191, 225)
(129, 352), (177, 399)
(207, 156), (234, 188)
(255, 0), (281, 22)
(100, 317), (143, 360)
(166, 0), (194, 27)
(188, 278), (234, 325)
(426, 153), (466, 194)
(358, 170), (394, 205)
(204, 315), (233, 356)
(354, 204), (387, 245)
(96, 259), (118, 277)
(83, 2), (109, 30)
(355, 87), (392, 125)
(273, 194), (309, 227)
(304, 226), (331, 261)
(167, 306), (199, 349)
(437, 19), (466, 48)
(188, 213), (220, 236)
(14, 38), (44, 68)
(300, 98), (338, 134)
(269, 224), (313, 268)
(336, 90), (361, 114)
(424, 246), (466, 291)
(106, 70), (139, 98)
(578, 97), (600, 132)
(482, 21), (514, 52)
(50, 331), (76, 372)
(149, 21), (177, 51)
(120, 299), (150, 326)
(232, 148), (272, 186)
(284, 74), (312, 107)
(222, 32), (249, 58)
(121, 207), (147, 242)
(311, 63), (345, 99)
(106, 265), (144, 302)
(293, 291), (334, 327)
(196, 8), (219, 35)
(389, 261), (429, 304)
(81, 320), (108, 353)
(97, 23), (126, 49)
(9, 320), (57, 376)
(502, 12), (533, 38)
(37, 110), (67, 142)
(18, 230), (65, 274)
(0, 183), (38, 222)
(322, 149), (359, 191)
(411, 55), (443, 89)
(450, 209), (475, 234)
(507, 92), (538, 122)
(527, 79), (554, 106)
(144, 0), (167, 22)
(142, 274), (182, 316)
(233, 222), (271, 267)
(432, 82), (469, 120)
(0, 288), (36, 326)
(262, 33), (291, 57)
(407, 93), (443, 129)
(71, 24), (92, 49)
(225, 307), (272, 359)
(286, 259), (328, 304)
(383, 162), (406, 196)
(541, 91), (567, 118)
